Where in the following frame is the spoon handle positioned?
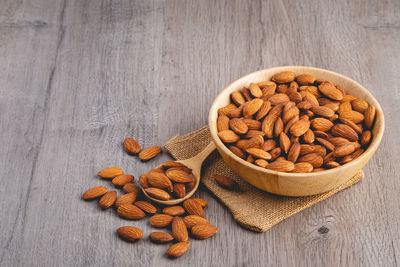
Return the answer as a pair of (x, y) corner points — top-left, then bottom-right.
(182, 141), (216, 170)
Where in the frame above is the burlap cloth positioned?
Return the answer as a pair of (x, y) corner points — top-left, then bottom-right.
(164, 126), (364, 232)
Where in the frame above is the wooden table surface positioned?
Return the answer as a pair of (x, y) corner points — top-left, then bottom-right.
(1, 0), (399, 266)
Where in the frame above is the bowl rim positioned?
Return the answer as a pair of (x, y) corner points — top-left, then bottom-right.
(208, 66), (385, 177)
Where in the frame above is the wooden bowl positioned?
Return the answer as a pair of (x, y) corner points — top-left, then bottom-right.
(208, 66), (384, 196)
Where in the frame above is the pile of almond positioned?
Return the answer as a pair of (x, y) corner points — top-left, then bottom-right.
(83, 164), (217, 258)
(217, 71), (376, 172)
(139, 162), (195, 201)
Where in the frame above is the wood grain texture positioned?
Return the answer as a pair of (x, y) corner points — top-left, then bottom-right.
(0, 0), (398, 266)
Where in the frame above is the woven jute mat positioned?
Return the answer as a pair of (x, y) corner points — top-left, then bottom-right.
(164, 126), (364, 232)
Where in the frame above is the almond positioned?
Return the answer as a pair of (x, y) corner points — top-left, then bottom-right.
(331, 124), (359, 141)
(302, 91), (319, 107)
(139, 174), (149, 188)
(364, 105), (376, 129)
(231, 91), (245, 106)
(218, 103), (236, 115)
(283, 103), (299, 123)
(273, 117), (284, 138)
(298, 153), (323, 168)
(255, 159), (269, 168)
(361, 130), (372, 146)
(183, 199), (205, 217)
(297, 101), (312, 110)
(327, 137), (350, 146)
(217, 114), (230, 132)
(112, 174), (134, 187)
(318, 82), (343, 100)
(326, 161), (341, 168)
(218, 130), (240, 143)
(138, 146), (162, 161)
(191, 224), (219, 239)
(316, 137), (335, 151)
(333, 143), (356, 157)
(266, 159), (295, 172)
(173, 183), (186, 198)
(277, 84), (288, 93)
(246, 148), (272, 160)
(244, 130), (265, 139)
(340, 110), (364, 124)
(162, 161), (186, 169)
(340, 118), (363, 134)
(296, 74), (316, 85)
(115, 192), (137, 207)
(230, 118), (248, 134)
(149, 232), (174, 243)
(98, 191), (117, 209)
(261, 139), (277, 151)
(145, 188), (171, 201)
(290, 119), (311, 137)
(227, 106), (242, 118)
(244, 135), (264, 149)
(255, 101), (271, 120)
(97, 167), (123, 179)
(284, 115), (299, 134)
(269, 147), (282, 160)
(172, 217), (188, 242)
(123, 183), (141, 194)
(338, 101), (352, 115)
(262, 105), (283, 138)
(268, 93), (290, 105)
(311, 106), (335, 118)
(186, 179), (195, 193)
(117, 226), (143, 241)
(166, 241), (191, 258)
(163, 206), (186, 216)
(147, 172), (172, 189)
(243, 98), (264, 116)
(287, 141), (300, 162)
(183, 215), (210, 228)
(279, 132), (291, 154)
(292, 162), (313, 173)
(134, 201), (157, 214)
(272, 71), (295, 83)
(351, 99), (369, 113)
(242, 118), (262, 130)
(249, 83), (262, 98)
(150, 214), (174, 227)
(193, 198), (207, 208)
(311, 117), (334, 132)
(303, 129), (315, 144)
(82, 186), (108, 200)
(166, 168), (194, 183)
(241, 87), (252, 101)
(124, 138), (141, 155)
(117, 204), (145, 220)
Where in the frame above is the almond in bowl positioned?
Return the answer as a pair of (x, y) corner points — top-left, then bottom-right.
(209, 66), (384, 196)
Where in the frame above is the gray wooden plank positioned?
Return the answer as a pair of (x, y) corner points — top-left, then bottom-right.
(0, 0), (399, 266)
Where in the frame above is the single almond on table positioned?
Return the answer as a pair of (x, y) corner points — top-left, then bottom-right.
(97, 167), (124, 179)
(134, 201), (157, 214)
(192, 198), (207, 208)
(112, 174), (134, 187)
(214, 174), (235, 189)
(191, 224), (219, 239)
(117, 204), (145, 220)
(150, 214), (174, 227)
(149, 232), (174, 243)
(138, 146), (162, 161)
(122, 183), (140, 194)
(183, 215), (210, 228)
(166, 241), (191, 258)
(115, 192), (137, 207)
(124, 138), (141, 155)
(145, 188), (171, 201)
(117, 226), (143, 241)
(163, 206), (186, 216)
(183, 199), (205, 217)
(98, 191), (117, 209)
(82, 186), (108, 200)
(172, 217), (188, 242)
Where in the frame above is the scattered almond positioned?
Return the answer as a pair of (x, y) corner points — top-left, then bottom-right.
(214, 174), (235, 189)
(124, 138), (141, 155)
(191, 224), (219, 239)
(82, 186), (108, 200)
(98, 167), (124, 179)
(166, 241), (191, 258)
(117, 226), (143, 241)
(149, 232), (174, 243)
(138, 146), (162, 161)
(98, 191), (117, 209)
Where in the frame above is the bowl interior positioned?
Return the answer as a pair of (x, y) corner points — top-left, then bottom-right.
(208, 66), (384, 178)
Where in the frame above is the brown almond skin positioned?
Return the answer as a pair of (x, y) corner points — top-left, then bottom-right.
(122, 183), (141, 194)
(217, 114), (230, 132)
(191, 224), (219, 239)
(98, 191), (117, 209)
(361, 130), (372, 146)
(173, 183), (186, 198)
(124, 138), (141, 155)
(246, 148), (272, 160)
(296, 74), (315, 85)
(117, 204), (145, 220)
(115, 192), (137, 207)
(183, 199), (205, 217)
(150, 214), (174, 227)
(183, 215), (210, 228)
(229, 145), (246, 159)
(333, 143), (356, 157)
(218, 130), (240, 143)
(230, 118), (248, 135)
(318, 82), (343, 100)
(112, 174), (134, 187)
(331, 124), (359, 141)
(231, 91), (245, 106)
(166, 241), (191, 258)
(138, 146), (162, 161)
(97, 167), (124, 179)
(243, 98), (264, 116)
(192, 198), (208, 208)
(147, 172), (172, 189)
(163, 206), (186, 216)
(139, 174), (149, 188)
(172, 217), (188, 242)
(297, 153), (324, 168)
(292, 162), (313, 173)
(117, 226), (143, 241)
(134, 201), (157, 214)
(145, 188), (171, 201)
(166, 169), (194, 183)
(290, 119), (311, 137)
(272, 71), (296, 83)
(266, 159), (295, 172)
(214, 174), (235, 189)
(82, 186), (108, 200)
(287, 141), (300, 163)
(364, 105), (376, 129)
(149, 232), (174, 243)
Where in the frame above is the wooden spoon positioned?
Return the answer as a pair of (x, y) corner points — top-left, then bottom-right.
(142, 142), (216, 205)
